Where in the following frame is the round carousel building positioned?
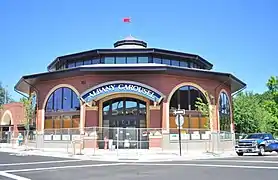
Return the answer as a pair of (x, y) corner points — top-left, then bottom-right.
(14, 35), (246, 149)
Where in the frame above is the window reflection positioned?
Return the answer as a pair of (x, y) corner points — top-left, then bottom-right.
(162, 59), (171, 65)
(75, 61), (83, 67)
(45, 87), (80, 112)
(126, 100), (138, 115)
(111, 100), (124, 116)
(153, 57), (161, 64)
(219, 92), (231, 132)
(138, 57), (148, 63)
(116, 57), (126, 64)
(59, 56), (206, 70)
(169, 85), (208, 130)
(92, 59), (100, 64)
(104, 57), (115, 64)
(171, 60), (179, 66)
(127, 57), (137, 64)
(68, 62), (75, 68)
(84, 60), (92, 65)
(179, 61), (188, 67)
(44, 87), (81, 130)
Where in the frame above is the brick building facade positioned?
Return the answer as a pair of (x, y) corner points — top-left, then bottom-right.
(3, 35), (246, 148)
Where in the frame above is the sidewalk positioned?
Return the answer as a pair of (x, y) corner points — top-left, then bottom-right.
(0, 143), (237, 162)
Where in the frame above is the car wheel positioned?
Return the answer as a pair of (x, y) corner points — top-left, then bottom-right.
(258, 145), (265, 156)
(237, 152), (244, 156)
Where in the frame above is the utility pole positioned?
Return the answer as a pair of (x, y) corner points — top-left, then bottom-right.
(5, 85), (8, 104)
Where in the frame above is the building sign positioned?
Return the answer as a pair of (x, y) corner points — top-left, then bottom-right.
(81, 81), (164, 103)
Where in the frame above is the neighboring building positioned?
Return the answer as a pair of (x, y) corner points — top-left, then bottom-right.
(8, 35), (245, 148)
(0, 102), (25, 141)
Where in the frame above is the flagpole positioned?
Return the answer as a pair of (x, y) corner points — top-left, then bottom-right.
(123, 17), (132, 37)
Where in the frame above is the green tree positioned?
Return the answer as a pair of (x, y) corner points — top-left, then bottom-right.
(0, 82), (14, 107)
(264, 76), (278, 118)
(20, 93), (36, 147)
(267, 76), (278, 93)
(195, 97), (210, 129)
(233, 75), (278, 136)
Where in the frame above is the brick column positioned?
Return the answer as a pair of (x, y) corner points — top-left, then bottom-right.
(80, 103), (86, 134)
(149, 105), (161, 128)
(83, 106), (99, 149)
(85, 106), (99, 127)
(149, 105), (162, 149)
(161, 102), (169, 132)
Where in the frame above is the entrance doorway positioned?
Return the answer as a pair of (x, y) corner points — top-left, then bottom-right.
(102, 97), (149, 149)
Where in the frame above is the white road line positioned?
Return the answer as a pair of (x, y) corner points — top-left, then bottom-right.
(193, 159), (278, 164)
(4, 163), (126, 173)
(0, 159), (87, 166)
(0, 171), (31, 180)
(130, 163), (278, 170)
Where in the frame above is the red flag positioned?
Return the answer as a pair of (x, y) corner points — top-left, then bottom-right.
(123, 17), (131, 23)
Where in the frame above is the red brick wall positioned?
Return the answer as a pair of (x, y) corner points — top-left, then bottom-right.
(32, 73), (232, 131)
(149, 108), (162, 128)
(33, 73), (231, 109)
(85, 110), (98, 127)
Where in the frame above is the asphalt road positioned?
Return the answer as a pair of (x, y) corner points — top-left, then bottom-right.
(1, 151), (278, 180)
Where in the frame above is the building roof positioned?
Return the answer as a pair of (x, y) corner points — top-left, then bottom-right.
(15, 63), (246, 96)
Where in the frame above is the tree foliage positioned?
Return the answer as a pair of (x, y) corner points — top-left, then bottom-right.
(233, 76), (278, 135)
(20, 95), (35, 130)
(0, 82), (13, 109)
(195, 97), (210, 129)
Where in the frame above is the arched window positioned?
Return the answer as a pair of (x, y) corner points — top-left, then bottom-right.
(169, 85), (208, 133)
(219, 92), (231, 132)
(44, 87), (80, 130)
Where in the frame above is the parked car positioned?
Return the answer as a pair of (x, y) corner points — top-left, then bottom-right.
(235, 133), (278, 156)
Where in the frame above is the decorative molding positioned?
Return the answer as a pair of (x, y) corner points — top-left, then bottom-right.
(86, 106), (98, 111)
(149, 105), (160, 110)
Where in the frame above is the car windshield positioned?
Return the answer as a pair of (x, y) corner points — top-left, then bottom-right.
(245, 134), (264, 139)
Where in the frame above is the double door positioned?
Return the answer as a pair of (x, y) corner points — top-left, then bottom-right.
(102, 97), (148, 149)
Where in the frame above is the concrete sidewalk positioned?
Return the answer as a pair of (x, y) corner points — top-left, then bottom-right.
(0, 143), (237, 161)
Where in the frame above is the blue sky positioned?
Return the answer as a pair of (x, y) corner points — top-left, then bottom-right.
(1, 0), (277, 101)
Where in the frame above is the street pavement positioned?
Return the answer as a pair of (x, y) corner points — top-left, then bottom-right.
(0, 151), (278, 180)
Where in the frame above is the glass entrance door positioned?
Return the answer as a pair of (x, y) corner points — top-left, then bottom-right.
(102, 97), (148, 149)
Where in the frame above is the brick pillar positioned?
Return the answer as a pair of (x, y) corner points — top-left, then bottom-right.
(209, 105), (218, 132)
(149, 105), (162, 149)
(149, 105), (161, 128)
(85, 106), (99, 127)
(36, 109), (43, 133)
(84, 106), (99, 149)
(80, 103), (86, 133)
(161, 102), (169, 131)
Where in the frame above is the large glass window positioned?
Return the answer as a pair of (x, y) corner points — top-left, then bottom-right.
(104, 57), (115, 64)
(169, 85), (208, 132)
(44, 87), (80, 130)
(58, 56), (207, 70)
(92, 58), (100, 64)
(46, 87), (80, 112)
(138, 57), (148, 63)
(180, 61), (189, 67)
(83, 59), (92, 65)
(153, 57), (162, 64)
(67, 62), (75, 68)
(116, 57), (126, 64)
(162, 59), (171, 65)
(127, 57), (137, 64)
(75, 61), (83, 67)
(219, 92), (231, 132)
(171, 60), (180, 66)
